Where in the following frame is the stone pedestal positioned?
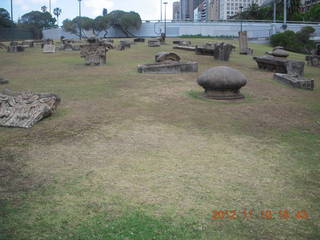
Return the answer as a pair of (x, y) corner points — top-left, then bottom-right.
(43, 44), (56, 53)
(197, 66), (247, 100)
(239, 31), (250, 55)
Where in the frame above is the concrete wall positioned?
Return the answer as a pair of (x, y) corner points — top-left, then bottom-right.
(43, 21), (320, 40)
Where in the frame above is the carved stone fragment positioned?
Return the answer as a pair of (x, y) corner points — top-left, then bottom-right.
(80, 38), (107, 65)
(0, 89), (61, 128)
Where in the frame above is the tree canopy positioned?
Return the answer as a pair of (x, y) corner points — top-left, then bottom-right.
(234, 1), (320, 22)
(62, 10), (142, 38)
(0, 8), (13, 28)
(270, 26), (315, 53)
(18, 11), (56, 38)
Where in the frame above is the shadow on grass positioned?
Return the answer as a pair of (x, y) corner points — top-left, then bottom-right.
(186, 90), (255, 104)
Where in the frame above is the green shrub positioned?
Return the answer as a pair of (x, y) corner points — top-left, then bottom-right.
(270, 27), (315, 54)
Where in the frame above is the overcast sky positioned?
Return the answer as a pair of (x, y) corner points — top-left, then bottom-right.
(0, 0), (174, 24)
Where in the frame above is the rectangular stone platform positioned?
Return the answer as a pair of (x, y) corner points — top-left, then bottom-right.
(138, 61), (198, 74)
(173, 45), (196, 51)
(273, 73), (314, 90)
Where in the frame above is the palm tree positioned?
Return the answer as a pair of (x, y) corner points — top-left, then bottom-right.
(53, 8), (62, 26)
(41, 5), (47, 13)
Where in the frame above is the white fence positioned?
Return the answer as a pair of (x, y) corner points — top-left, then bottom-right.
(43, 21), (320, 40)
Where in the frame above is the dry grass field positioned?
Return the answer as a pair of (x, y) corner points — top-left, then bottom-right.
(0, 38), (319, 239)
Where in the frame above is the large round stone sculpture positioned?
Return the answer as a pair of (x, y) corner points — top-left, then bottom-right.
(197, 66), (247, 100)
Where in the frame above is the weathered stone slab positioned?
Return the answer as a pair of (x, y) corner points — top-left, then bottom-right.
(148, 40), (160, 47)
(253, 56), (305, 76)
(138, 61), (198, 74)
(7, 41), (24, 52)
(43, 44), (56, 53)
(22, 40), (34, 48)
(0, 89), (61, 128)
(173, 40), (191, 46)
(195, 45), (215, 55)
(0, 78), (9, 84)
(273, 73), (314, 90)
(155, 52), (181, 62)
(134, 38), (145, 42)
(173, 45), (196, 51)
(120, 40), (131, 48)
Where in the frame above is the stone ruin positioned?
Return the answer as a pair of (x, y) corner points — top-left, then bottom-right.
(0, 42), (8, 51)
(305, 41), (320, 67)
(238, 31), (253, 55)
(138, 52), (198, 74)
(59, 38), (80, 51)
(148, 39), (161, 47)
(196, 42), (235, 61)
(118, 40), (132, 51)
(155, 52), (181, 62)
(173, 40), (192, 46)
(254, 47), (314, 90)
(253, 47), (303, 75)
(195, 42), (216, 55)
(173, 40), (196, 51)
(0, 89), (60, 128)
(173, 45), (196, 51)
(158, 33), (166, 44)
(7, 41), (24, 52)
(0, 77), (9, 85)
(42, 39), (55, 53)
(33, 40), (44, 47)
(273, 74), (314, 90)
(101, 38), (114, 43)
(197, 66), (247, 100)
(21, 40), (34, 48)
(80, 38), (107, 65)
(41, 39), (54, 48)
(100, 39), (114, 49)
(134, 38), (145, 43)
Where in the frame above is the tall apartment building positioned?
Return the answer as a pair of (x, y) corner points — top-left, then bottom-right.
(180, 0), (199, 20)
(173, 1), (181, 20)
(219, 0), (265, 20)
(194, 0), (208, 21)
(207, 0), (220, 20)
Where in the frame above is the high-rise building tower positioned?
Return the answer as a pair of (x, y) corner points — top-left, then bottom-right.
(207, 0), (220, 20)
(173, 1), (181, 21)
(219, 0), (265, 20)
(180, 0), (196, 20)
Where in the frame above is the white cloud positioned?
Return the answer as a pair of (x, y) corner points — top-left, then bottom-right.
(83, 0), (114, 17)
